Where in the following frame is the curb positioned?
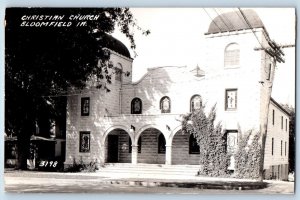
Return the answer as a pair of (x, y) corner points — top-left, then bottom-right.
(103, 179), (269, 190)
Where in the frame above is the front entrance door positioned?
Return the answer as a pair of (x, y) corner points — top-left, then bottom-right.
(107, 135), (119, 162)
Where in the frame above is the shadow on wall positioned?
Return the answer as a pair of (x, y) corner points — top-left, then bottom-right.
(126, 66), (175, 114)
(65, 66), (175, 165)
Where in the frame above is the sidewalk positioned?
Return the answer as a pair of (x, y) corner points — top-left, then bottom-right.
(4, 169), (269, 190)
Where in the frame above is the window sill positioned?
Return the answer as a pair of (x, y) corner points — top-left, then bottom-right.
(225, 109), (237, 112)
(224, 65), (240, 69)
(189, 152), (200, 155)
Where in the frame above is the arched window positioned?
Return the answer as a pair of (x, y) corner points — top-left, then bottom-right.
(189, 134), (200, 154)
(224, 43), (240, 68)
(131, 98), (142, 114)
(190, 95), (202, 112)
(115, 63), (123, 82)
(158, 133), (166, 154)
(160, 96), (171, 113)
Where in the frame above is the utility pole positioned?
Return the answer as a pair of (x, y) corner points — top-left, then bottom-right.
(255, 39), (294, 181)
(254, 43), (295, 63)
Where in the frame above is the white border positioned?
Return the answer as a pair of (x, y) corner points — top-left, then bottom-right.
(0, 1), (298, 200)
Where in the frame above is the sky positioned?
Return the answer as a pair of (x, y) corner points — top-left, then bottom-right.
(112, 8), (296, 107)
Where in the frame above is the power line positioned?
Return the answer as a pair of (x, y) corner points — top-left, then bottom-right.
(218, 8), (236, 30)
(212, 8), (230, 30)
(202, 8), (222, 32)
(238, 8), (265, 50)
(236, 8), (286, 63)
(232, 8), (249, 28)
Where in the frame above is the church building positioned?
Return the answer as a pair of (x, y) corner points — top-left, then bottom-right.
(65, 10), (290, 180)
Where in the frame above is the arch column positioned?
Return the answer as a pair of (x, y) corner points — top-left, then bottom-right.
(165, 145), (172, 165)
(131, 145), (138, 164)
(99, 141), (105, 165)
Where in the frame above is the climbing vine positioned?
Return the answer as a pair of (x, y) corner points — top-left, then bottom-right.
(234, 129), (262, 179)
(182, 105), (230, 177)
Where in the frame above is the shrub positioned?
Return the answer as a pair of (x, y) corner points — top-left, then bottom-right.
(234, 129), (262, 179)
(65, 157), (99, 172)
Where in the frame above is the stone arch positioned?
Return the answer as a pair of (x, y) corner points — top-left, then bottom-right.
(103, 125), (133, 143)
(136, 124), (168, 145)
(135, 124), (168, 164)
(169, 125), (182, 143)
(170, 125), (200, 165)
(103, 126), (132, 163)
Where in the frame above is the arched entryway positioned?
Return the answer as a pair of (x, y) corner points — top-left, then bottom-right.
(171, 129), (200, 165)
(137, 128), (166, 164)
(104, 128), (132, 163)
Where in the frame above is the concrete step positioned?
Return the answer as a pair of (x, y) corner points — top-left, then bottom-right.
(103, 163), (200, 169)
(97, 163), (201, 177)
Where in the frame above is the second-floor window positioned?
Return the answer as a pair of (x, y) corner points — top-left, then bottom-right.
(81, 97), (90, 116)
(160, 96), (171, 113)
(272, 109), (275, 125)
(272, 138), (274, 155)
(131, 98), (142, 114)
(285, 141), (287, 156)
(190, 95), (202, 112)
(281, 140), (283, 156)
(115, 63), (123, 82)
(225, 89), (237, 110)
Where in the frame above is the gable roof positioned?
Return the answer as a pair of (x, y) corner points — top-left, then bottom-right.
(270, 98), (291, 117)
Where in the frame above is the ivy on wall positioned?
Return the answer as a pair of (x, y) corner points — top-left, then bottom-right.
(234, 129), (262, 179)
(181, 105), (230, 177)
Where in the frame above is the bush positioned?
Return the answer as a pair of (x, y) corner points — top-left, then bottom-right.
(65, 157), (99, 172)
(234, 129), (261, 179)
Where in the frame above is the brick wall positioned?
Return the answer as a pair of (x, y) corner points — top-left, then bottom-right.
(172, 130), (200, 165)
(137, 128), (165, 164)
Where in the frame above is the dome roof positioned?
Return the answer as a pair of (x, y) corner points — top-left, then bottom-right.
(206, 9), (265, 34)
(102, 34), (131, 58)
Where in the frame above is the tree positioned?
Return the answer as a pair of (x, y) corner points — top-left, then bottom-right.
(181, 105), (230, 177)
(288, 108), (295, 173)
(5, 8), (149, 169)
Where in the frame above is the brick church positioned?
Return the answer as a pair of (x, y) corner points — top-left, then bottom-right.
(65, 10), (290, 180)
